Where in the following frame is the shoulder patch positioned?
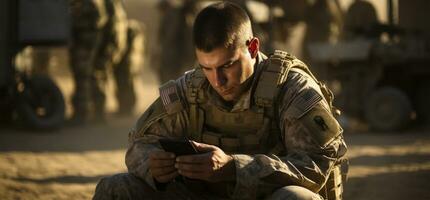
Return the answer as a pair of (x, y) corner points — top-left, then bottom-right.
(298, 101), (342, 147)
(286, 89), (323, 119)
(159, 80), (184, 115)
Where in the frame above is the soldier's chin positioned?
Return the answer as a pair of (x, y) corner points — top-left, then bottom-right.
(220, 93), (236, 102)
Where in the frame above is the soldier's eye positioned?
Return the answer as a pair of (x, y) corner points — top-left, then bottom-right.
(223, 60), (238, 69)
(201, 66), (211, 71)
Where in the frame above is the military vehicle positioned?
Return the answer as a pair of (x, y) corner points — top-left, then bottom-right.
(308, 0), (430, 131)
(0, 0), (68, 129)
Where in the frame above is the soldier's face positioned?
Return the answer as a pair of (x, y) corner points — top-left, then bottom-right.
(196, 46), (256, 102)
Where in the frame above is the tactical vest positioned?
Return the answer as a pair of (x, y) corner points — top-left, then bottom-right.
(159, 50), (346, 200)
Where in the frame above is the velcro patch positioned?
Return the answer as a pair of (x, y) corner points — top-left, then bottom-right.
(159, 80), (184, 115)
(298, 102), (342, 147)
(286, 89), (323, 119)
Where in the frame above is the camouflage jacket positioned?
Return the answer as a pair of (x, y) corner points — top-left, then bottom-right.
(126, 51), (348, 199)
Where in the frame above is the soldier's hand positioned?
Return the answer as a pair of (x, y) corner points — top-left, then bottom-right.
(175, 141), (236, 182)
(148, 151), (179, 183)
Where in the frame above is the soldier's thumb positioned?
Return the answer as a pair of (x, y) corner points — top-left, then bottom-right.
(191, 141), (217, 152)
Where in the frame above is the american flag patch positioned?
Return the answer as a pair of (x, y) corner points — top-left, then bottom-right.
(287, 89), (323, 119)
(161, 85), (178, 105)
(159, 80), (183, 114)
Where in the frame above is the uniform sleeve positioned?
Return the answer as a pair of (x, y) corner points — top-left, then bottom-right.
(230, 71), (347, 199)
(125, 98), (189, 189)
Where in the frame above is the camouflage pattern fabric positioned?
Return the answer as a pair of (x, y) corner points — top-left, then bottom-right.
(69, 0), (106, 121)
(94, 52), (347, 199)
(69, 0), (136, 120)
(91, 0), (128, 116)
(157, 0), (197, 83)
(113, 19), (145, 115)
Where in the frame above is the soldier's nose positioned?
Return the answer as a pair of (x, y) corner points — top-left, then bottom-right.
(214, 70), (226, 87)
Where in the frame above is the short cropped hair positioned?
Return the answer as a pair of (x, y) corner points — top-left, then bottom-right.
(193, 2), (253, 52)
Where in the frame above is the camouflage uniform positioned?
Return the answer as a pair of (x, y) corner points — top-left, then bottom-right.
(113, 19), (145, 115)
(94, 51), (348, 200)
(302, 0), (343, 78)
(92, 0), (128, 116)
(157, 0), (197, 83)
(69, 0), (107, 121)
(69, 0), (130, 120)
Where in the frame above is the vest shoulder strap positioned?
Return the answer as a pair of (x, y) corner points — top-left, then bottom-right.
(254, 50), (340, 116)
(183, 68), (207, 104)
(158, 68), (208, 115)
(254, 50), (298, 107)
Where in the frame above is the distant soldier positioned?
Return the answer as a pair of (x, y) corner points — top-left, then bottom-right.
(91, 0), (128, 118)
(157, 0), (197, 83)
(343, 0), (379, 39)
(302, 0), (343, 77)
(69, 0), (107, 123)
(303, 0), (342, 45)
(113, 19), (145, 116)
(69, 0), (133, 123)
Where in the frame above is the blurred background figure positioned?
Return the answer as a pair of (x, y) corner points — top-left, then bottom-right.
(91, 0), (128, 120)
(69, 0), (144, 123)
(342, 0), (379, 40)
(114, 19), (145, 116)
(156, 0), (197, 83)
(69, 0), (106, 123)
(302, 0), (343, 77)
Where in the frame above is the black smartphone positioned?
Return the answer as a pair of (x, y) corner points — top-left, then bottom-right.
(158, 138), (199, 156)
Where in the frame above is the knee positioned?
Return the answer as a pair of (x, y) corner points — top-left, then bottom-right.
(93, 173), (152, 200)
(268, 185), (323, 200)
(93, 173), (127, 198)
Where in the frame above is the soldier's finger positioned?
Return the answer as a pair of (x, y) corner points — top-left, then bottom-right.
(156, 171), (179, 183)
(175, 162), (206, 172)
(176, 152), (212, 163)
(149, 159), (175, 168)
(178, 170), (208, 181)
(191, 141), (218, 153)
(150, 151), (175, 160)
(151, 166), (176, 177)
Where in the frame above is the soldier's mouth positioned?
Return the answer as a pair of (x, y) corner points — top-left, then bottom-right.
(220, 88), (233, 95)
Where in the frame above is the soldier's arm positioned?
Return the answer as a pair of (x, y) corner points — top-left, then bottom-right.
(229, 71), (347, 199)
(125, 97), (188, 190)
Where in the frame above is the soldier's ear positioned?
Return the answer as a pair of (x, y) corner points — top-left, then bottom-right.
(247, 37), (259, 58)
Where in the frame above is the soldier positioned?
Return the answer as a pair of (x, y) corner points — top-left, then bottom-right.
(157, 0), (198, 83)
(113, 19), (145, 116)
(70, 0), (133, 122)
(93, 2), (348, 200)
(302, 0), (343, 78)
(92, 0), (128, 118)
(343, 0), (379, 39)
(69, 0), (106, 123)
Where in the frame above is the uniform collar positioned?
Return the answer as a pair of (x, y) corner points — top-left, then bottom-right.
(206, 52), (266, 112)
